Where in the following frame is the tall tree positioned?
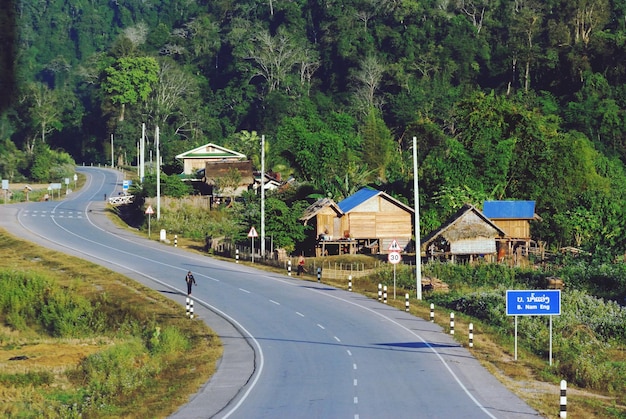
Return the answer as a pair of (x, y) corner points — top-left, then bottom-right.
(361, 107), (393, 181)
(352, 54), (385, 111)
(143, 58), (197, 130)
(19, 82), (62, 152)
(102, 56), (159, 121)
(243, 27), (304, 94)
(510, 0), (544, 92)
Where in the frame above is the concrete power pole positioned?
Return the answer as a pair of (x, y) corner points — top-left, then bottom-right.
(413, 136), (423, 300)
(140, 123), (145, 183)
(261, 134), (266, 258)
(156, 126), (161, 220)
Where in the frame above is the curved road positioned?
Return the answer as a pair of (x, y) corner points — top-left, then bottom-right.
(0, 167), (542, 419)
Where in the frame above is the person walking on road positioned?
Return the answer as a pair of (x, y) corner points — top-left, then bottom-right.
(297, 255), (306, 275)
(185, 271), (197, 295)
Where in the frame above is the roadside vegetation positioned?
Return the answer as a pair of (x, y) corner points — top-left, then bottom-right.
(0, 230), (221, 418)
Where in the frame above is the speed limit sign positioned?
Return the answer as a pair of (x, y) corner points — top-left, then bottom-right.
(388, 251), (402, 264)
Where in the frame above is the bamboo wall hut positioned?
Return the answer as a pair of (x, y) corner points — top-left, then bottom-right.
(422, 204), (506, 263)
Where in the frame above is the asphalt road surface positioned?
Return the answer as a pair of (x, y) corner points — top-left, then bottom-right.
(0, 167), (542, 419)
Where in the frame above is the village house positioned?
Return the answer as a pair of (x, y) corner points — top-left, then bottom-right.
(482, 200), (543, 262)
(176, 143), (254, 205)
(175, 143), (247, 177)
(300, 188), (414, 257)
(421, 204), (506, 263)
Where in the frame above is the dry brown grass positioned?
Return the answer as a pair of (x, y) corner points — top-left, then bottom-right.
(0, 230), (222, 418)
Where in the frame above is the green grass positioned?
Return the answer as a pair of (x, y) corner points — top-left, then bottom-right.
(0, 230), (222, 418)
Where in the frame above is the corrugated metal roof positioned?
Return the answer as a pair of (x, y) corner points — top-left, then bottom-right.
(337, 188), (381, 213)
(482, 201), (536, 219)
(175, 143), (246, 160)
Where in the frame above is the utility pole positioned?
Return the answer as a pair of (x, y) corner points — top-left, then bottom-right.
(413, 136), (423, 300)
(111, 133), (114, 168)
(140, 123), (146, 183)
(136, 142), (140, 177)
(261, 134), (266, 258)
(156, 126), (161, 220)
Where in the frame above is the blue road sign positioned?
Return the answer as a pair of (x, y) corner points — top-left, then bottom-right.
(506, 290), (561, 316)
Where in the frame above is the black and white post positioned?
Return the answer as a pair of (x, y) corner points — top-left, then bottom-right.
(430, 303), (434, 322)
(287, 259), (291, 276)
(405, 293), (410, 312)
(559, 380), (567, 418)
(469, 323), (474, 348)
(348, 275), (352, 292)
(378, 283), (382, 301)
(450, 312), (455, 335)
(383, 286), (388, 304)
(317, 267), (321, 283)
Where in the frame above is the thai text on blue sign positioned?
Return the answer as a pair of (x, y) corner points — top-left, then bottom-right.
(506, 290), (561, 316)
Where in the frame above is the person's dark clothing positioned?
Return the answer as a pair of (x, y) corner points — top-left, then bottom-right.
(185, 271), (197, 295)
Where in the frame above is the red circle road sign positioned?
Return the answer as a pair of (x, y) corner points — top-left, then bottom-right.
(388, 251), (402, 264)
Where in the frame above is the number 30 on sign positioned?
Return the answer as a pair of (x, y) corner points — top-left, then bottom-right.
(388, 251), (402, 264)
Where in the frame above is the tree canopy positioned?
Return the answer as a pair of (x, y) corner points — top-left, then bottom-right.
(2, 0), (626, 253)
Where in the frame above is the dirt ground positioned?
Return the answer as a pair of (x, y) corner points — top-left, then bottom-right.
(7, 183), (51, 191)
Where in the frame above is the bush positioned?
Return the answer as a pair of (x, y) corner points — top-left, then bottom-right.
(448, 289), (509, 330)
(147, 326), (190, 355)
(79, 338), (157, 402)
(0, 270), (103, 337)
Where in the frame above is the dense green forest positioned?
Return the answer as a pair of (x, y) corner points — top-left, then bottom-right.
(1, 0), (626, 255)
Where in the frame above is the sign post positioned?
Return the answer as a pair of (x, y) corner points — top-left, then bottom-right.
(388, 239), (402, 299)
(145, 205), (154, 238)
(248, 226), (258, 263)
(50, 183), (62, 199)
(2, 179), (8, 204)
(506, 290), (561, 365)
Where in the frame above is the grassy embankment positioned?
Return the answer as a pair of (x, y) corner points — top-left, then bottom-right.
(0, 185), (222, 418)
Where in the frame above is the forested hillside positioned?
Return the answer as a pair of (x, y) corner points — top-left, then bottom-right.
(1, 0), (626, 254)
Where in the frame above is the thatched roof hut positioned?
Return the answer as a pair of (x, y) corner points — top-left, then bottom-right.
(422, 204), (506, 260)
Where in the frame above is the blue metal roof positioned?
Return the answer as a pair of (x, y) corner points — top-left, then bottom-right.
(337, 188), (381, 213)
(482, 201), (536, 219)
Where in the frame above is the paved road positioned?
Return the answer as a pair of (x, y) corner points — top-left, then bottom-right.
(0, 167), (542, 419)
